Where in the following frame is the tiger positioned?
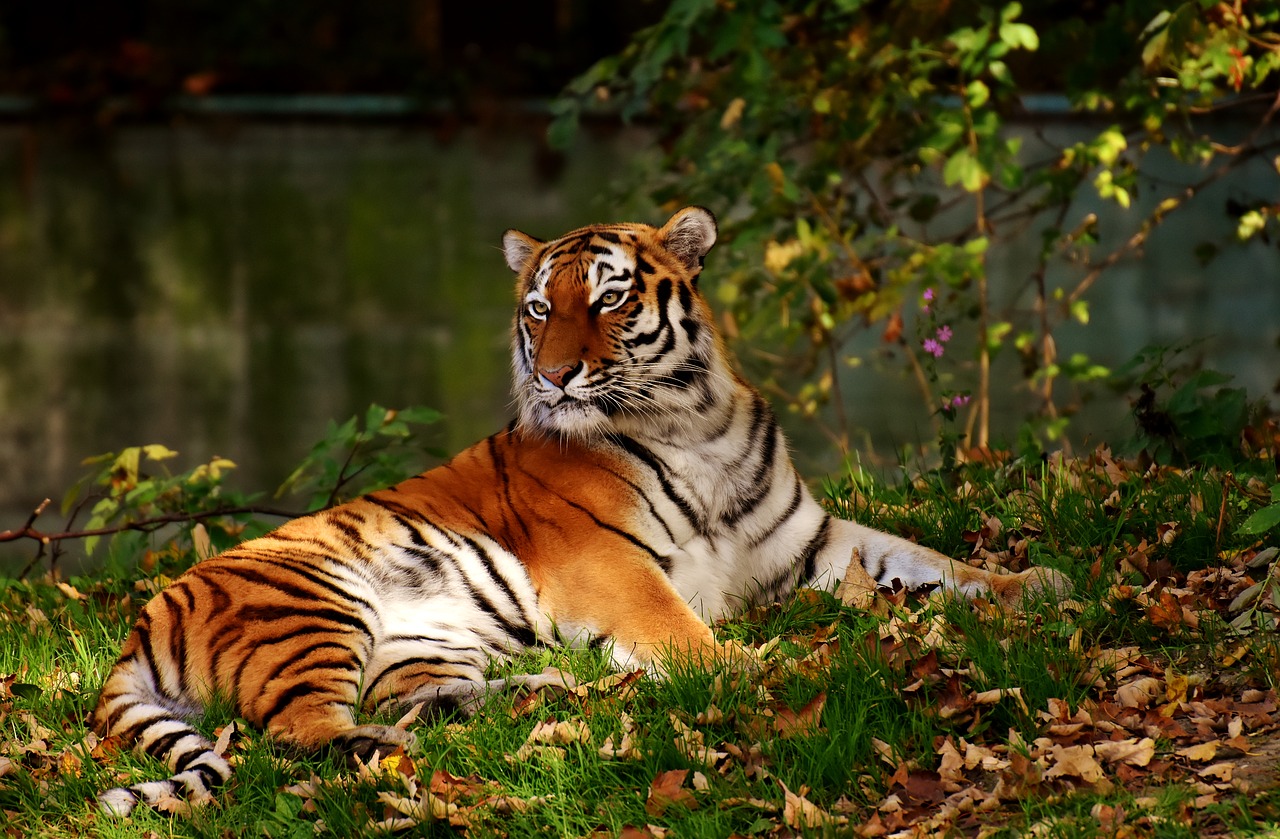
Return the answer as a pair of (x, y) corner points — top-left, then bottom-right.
(90, 206), (1069, 816)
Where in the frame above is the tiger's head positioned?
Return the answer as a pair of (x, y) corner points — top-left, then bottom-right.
(502, 207), (732, 440)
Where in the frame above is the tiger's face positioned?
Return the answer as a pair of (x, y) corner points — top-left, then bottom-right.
(502, 207), (723, 439)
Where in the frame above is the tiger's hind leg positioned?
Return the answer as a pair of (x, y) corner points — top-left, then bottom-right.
(238, 635), (417, 765)
(379, 670), (582, 718)
(361, 639), (579, 721)
(255, 683), (418, 765)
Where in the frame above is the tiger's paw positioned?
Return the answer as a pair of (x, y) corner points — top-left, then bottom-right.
(334, 724), (418, 765)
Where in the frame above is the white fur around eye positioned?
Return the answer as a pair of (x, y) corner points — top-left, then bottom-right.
(526, 295), (550, 320)
(598, 289), (627, 311)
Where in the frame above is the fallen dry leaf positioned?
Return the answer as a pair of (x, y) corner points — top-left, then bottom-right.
(513, 718), (592, 760)
(1116, 677), (1163, 709)
(599, 712), (644, 761)
(1176, 741), (1220, 762)
(1043, 744), (1105, 783)
(645, 769), (697, 817)
(773, 692), (826, 739)
(1093, 737), (1156, 767)
(780, 780), (845, 829)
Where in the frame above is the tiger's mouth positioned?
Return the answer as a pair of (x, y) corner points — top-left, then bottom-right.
(521, 384), (612, 438)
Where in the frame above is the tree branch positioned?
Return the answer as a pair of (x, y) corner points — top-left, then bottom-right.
(1, 501), (302, 550)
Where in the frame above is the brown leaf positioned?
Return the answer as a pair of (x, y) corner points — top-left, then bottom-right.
(1176, 741), (1220, 762)
(1116, 677), (1163, 709)
(646, 769), (696, 817)
(1093, 737), (1155, 767)
(836, 548), (881, 611)
(881, 310), (904, 343)
(378, 790), (454, 824)
(774, 693), (826, 739)
(513, 718), (592, 760)
(1197, 762), (1234, 782)
(1043, 744), (1105, 783)
(427, 769), (488, 802)
(54, 582), (86, 601)
(599, 712), (644, 761)
(780, 780), (844, 829)
(1146, 590), (1199, 630)
(936, 738), (965, 790)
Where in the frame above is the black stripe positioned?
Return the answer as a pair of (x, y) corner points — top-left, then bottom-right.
(237, 604), (373, 641)
(749, 478), (805, 549)
(722, 416), (781, 526)
(454, 566), (538, 649)
(399, 542), (443, 573)
(173, 743), (209, 774)
(515, 463), (670, 569)
(457, 533), (526, 612)
(488, 435), (533, 543)
(758, 515), (832, 599)
(608, 433), (702, 532)
(174, 581), (196, 611)
(451, 536), (538, 648)
(190, 762), (228, 790)
(214, 562), (378, 616)
(365, 494), (421, 521)
(330, 516), (372, 558)
(363, 656), (464, 700)
(159, 590), (189, 696)
(257, 641), (359, 691)
(627, 278), (672, 347)
(260, 682), (332, 727)
(132, 624), (173, 700)
(145, 728), (189, 764)
(115, 711), (176, 744)
(799, 516), (832, 585)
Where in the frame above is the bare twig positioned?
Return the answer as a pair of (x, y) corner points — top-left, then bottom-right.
(1, 501), (302, 558)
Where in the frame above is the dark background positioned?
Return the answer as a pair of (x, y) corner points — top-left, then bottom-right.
(0, 1), (662, 114)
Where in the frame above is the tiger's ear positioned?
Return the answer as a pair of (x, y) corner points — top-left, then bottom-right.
(658, 206), (718, 269)
(502, 229), (543, 274)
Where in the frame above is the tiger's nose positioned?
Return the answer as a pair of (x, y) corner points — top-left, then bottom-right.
(539, 363), (581, 390)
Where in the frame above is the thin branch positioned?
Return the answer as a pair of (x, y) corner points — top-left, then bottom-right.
(1065, 139), (1280, 310)
(1, 501), (302, 552)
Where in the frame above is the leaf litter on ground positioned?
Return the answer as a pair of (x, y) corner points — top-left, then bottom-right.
(1, 445), (1279, 836)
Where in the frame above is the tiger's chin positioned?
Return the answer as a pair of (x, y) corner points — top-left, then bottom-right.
(519, 397), (613, 441)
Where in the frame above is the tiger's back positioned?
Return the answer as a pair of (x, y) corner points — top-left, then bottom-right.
(91, 207), (1068, 816)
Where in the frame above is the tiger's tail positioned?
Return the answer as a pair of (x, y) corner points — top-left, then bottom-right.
(92, 658), (232, 817)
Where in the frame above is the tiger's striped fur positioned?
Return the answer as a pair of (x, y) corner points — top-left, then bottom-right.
(91, 207), (1067, 815)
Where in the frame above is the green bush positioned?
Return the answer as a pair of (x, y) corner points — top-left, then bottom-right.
(552, 0), (1280, 457)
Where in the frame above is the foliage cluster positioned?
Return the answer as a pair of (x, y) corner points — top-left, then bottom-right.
(1, 411), (1278, 836)
(0, 405), (440, 579)
(552, 0), (1280, 456)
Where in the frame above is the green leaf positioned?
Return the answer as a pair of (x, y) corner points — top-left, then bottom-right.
(998, 22), (1039, 51)
(9, 683), (42, 699)
(943, 148), (987, 192)
(966, 80), (990, 108)
(1239, 502), (1280, 535)
(1070, 299), (1090, 325)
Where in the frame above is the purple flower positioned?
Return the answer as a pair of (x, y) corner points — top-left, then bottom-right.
(949, 393), (972, 409)
(922, 287), (934, 312)
(936, 324), (953, 343)
(923, 338), (944, 358)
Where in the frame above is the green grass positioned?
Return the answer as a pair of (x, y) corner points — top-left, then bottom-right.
(1, 449), (1278, 837)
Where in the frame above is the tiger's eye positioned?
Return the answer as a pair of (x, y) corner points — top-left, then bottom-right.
(528, 300), (549, 318)
(600, 290), (623, 307)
